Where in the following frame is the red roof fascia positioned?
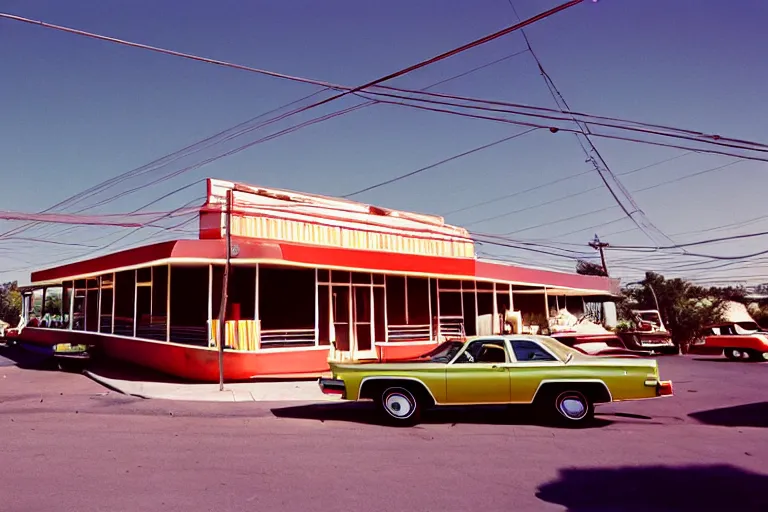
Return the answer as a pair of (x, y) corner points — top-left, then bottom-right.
(475, 260), (618, 294)
(31, 238), (616, 293)
(31, 241), (179, 283)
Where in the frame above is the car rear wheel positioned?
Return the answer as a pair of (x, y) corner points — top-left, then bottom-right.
(553, 390), (594, 424)
(378, 386), (421, 426)
(724, 348), (755, 361)
(533, 386), (597, 426)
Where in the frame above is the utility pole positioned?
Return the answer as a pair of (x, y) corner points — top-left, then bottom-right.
(217, 189), (232, 391)
(589, 234), (609, 276)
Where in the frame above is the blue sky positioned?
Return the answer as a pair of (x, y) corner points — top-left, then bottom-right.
(1, 0), (767, 285)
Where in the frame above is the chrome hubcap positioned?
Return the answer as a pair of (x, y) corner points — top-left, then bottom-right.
(385, 393), (413, 418)
(557, 392), (588, 420)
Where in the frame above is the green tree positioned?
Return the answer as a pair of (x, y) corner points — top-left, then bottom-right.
(620, 272), (726, 350)
(0, 281), (22, 326)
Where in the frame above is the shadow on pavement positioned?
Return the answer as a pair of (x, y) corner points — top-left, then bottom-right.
(689, 401), (768, 428)
(0, 344), (60, 372)
(691, 357), (766, 364)
(86, 359), (188, 384)
(536, 464), (768, 511)
(271, 401), (616, 428)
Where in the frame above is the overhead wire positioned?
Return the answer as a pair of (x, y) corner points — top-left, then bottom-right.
(474, 153), (754, 239)
(4, 6), (768, 183)
(3, 3), (767, 251)
(342, 127), (539, 198)
(5, 6), (767, 155)
(505, 0), (675, 248)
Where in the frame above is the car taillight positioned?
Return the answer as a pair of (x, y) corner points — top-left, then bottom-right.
(657, 380), (673, 396)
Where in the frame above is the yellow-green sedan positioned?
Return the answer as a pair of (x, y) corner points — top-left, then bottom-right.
(319, 335), (673, 426)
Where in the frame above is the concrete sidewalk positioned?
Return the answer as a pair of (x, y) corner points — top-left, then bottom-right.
(85, 371), (340, 403)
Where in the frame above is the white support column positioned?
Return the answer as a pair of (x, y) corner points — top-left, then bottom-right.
(435, 279), (441, 340)
(166, 264), (171, 342)
(97, 280), (102, 333)
(149, 267), (154, 325)
(404, 277), (409, 325)
(492, 283), (498, 335)
(133, 270), (138, 338)
(314, 268), (320, 346)
(427, 278), (433, 341)
(69, 283), (75, 330)
(207, 264), (213, 344)
(111, 274), (116, 335)
(383, 276), (389, 342)
(254, 263), (260, 343)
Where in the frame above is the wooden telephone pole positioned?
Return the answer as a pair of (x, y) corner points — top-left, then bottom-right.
(217, 189), (233, 391)
(589, 234), (609, 276)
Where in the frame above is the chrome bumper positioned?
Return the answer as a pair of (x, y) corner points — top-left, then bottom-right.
(318, 377), (346, 397)
(645, 379), (674, 396)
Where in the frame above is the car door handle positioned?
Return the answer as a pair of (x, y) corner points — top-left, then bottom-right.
(491, 365), (505, 371)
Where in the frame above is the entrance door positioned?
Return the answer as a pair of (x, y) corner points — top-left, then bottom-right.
(352, 285), (377, 359)
(330, 286), (352, 361)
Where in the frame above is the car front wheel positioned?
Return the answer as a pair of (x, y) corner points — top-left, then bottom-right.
(378, 386), (421, 426)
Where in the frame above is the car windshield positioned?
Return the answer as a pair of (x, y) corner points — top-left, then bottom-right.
(419, 341), (465, 363)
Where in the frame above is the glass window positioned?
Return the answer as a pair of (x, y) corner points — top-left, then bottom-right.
(100, 287), (113, 334)
(438, 279), (461, 291)
(114, 270), (136, 336)
(169, 265), (209, 346)
(212, 265), (255, 322)
(318, 284), (330, 345)
(85, 288), (99, 332)
(72, 288), (86, 331)
(352, 272), (371, 285)
(135, 286), (152, 338)
(258, 266), (315, 330)
(31, 289), (43, 319)
(330, 270), (350, 284)
(136, 267), (152, 284)
(385, 276), (406, 325)
(62, 282), (72, 328)
(45, 286), (63, 320)
(511, 340), (557, 362)
(149, 265), (169, 340)
(454, 339), (507, 364)
(406, 277), (429, 324)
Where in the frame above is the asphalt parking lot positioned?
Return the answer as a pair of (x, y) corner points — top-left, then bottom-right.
(1, 346), (766, 512)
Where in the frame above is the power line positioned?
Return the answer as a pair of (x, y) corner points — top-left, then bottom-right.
(441, 169), (593, 217)
(505, 0), (673, 249)
(1, 9), (562, 238)
(6, 8), (766, 155)
(354, 94), (768, 164)
(1, 1), (585, 112)
(0, 89), (329, 240)
(608, 229), (768, 251)
(342, 128), (538, 198)
(471, 153), (753, 238)
(6, 8), (768, 163)
(359, 87), (768, 158)
(458, 151), (699, 227)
